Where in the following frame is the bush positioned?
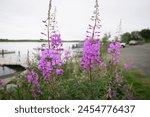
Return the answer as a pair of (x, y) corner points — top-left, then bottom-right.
(0, 53), (134, 100)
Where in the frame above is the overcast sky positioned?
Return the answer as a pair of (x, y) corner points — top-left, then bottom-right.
(0, 0), (149, 40)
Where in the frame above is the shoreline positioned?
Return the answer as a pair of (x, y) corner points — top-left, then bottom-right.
(0, 71), (27, 85)
(0, 40), (84, 43)
(0, 73), (18, 79)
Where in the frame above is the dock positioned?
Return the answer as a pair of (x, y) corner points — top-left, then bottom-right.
(0, 57), (28, 69)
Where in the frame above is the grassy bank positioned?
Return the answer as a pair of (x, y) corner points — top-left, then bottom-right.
(123, 69), (150, 99)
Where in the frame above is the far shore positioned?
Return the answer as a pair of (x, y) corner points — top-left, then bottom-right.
(0, 39), (84, 43)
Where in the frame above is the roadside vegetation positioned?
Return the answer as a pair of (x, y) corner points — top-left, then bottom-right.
(123, 68), (150, 100)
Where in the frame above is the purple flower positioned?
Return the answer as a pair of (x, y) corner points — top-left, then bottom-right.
(80, 0), (103, 81)
(111, 91), (117, 97)
(124, 63), (131, 70)
(108, 42), (121, 64)
(127, 95), (134, 100)
(81, 38), (102, 70)
(56, 69), (63, 75)
(108, 88), (117, 98)
(31, 89), (36, 97)
(27, 70), (40, 87)
(64, 51), (71, 58)
(27, 70), (38, 82)
(50, 34), (63, 50)
(38, 34), (64, 79)
(38, 49), (63, 79)
(27, 74), (33, 82)
(38, 89), (43, 96)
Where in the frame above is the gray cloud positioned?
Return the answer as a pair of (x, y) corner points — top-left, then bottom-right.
(0, 0), (149, 40)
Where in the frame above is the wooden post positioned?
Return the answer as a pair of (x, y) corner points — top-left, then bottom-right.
(2, 49), (4, 58)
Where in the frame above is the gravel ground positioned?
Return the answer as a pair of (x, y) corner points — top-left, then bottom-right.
(120, 43), (150, 76)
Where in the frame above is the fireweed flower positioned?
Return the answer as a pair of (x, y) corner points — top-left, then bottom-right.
(124, 63), (131, 70)
(38, 34), (64, 80)
(31, 89), (36, 97)
(81, 0), (103, 72)
(108, 87), (117, 98)
(38, 49), (63, 79)
(108, 42), (121, 64)
(27, 70), (39, 86)
(50, 34), (63, 51)
(111, 91), (117, 97)
(81, 38), (102, 70)
(64, 51), (71, 59)
(27, 71), (42, 97)
(127, 95), (134, 100)
(38, 89), (43, 96)
(56, 69), (63, 75)
(109, 90), (117, 98)
(31, 87), (43, 97)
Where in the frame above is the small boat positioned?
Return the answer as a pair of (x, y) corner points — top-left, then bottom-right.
(72, 43), (84, 49)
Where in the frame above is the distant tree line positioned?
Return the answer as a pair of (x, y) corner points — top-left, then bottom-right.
(121, 28), (150, 44)
(0, 38), (8, 40)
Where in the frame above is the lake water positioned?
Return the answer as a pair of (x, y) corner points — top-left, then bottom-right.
(0, 42), (77, 59)
(0, 66), (16, 79)
(0, 42), (78, 78)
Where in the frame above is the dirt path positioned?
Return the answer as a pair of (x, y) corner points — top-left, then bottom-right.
(120, 43), (150, 76)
